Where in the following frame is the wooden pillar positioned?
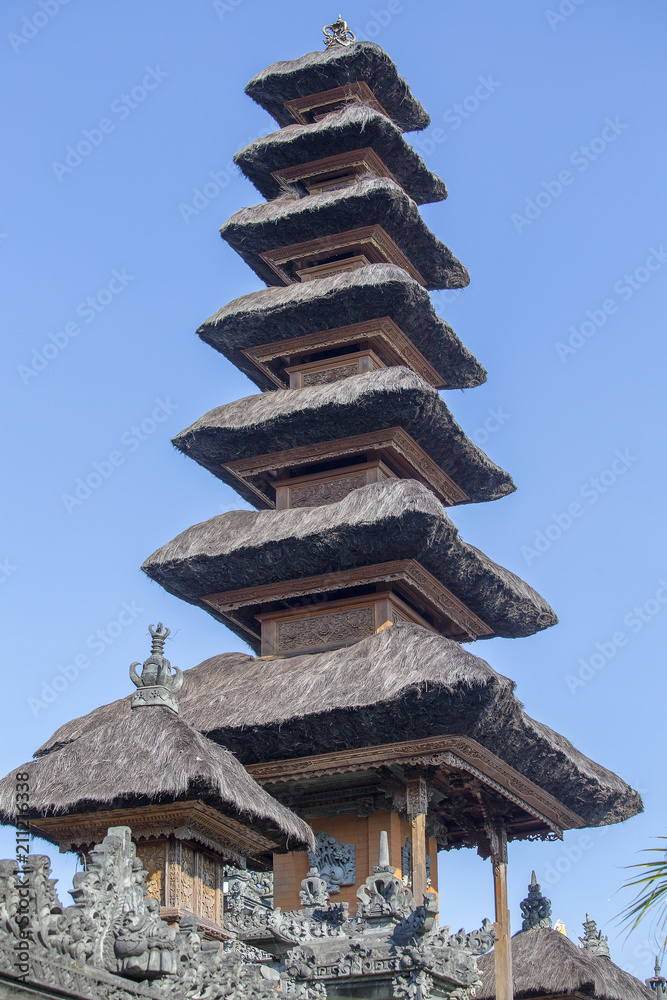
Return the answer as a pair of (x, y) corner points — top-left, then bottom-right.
(406, 776), (428, 903)
(490, 824), (513, 1000)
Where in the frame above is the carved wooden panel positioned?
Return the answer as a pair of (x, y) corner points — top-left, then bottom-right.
(163, 838), (224, 930)
(296, 255), (370, 282)
(286, 348), (386, 388)
(290, 473), (367, 507)
(136, 840), (167, 906)
(273, 460), (393, 511)
(179, 843), (195, 913)
(283, 82), (391, 125)
(241, 317), (447, 389)
(277, 605), (375, 653)
(303, 363), (359, 385)
(256, 590), (435, 657)
(259, 225), (426, 286)
(199, 854), (219, 925)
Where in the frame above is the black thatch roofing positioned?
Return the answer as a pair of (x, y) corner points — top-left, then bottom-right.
(197, 264), (486, 392)
(245, 41), (430, 132)
(476, 928), (652, 999)
(0, 706), (314, 852)
(36, 626), (642, 829)
(141, 479), (556, 644)
(219, 177), (469, 290)
(172, 367), (514, 507)
(235, 106), (446, 204)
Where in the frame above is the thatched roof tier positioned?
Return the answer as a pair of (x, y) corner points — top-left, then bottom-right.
(235, 106), (446, 204)
(197, 264), (486, 391)
(219, 177), (469, 290)
(245, 41), (430, 132)
(141, 479), (556, 644)
(0, 706), (314, 854)
(172, 368), (514, 508)
(37, 626), (642, 829)
(476, 927), (652, 999)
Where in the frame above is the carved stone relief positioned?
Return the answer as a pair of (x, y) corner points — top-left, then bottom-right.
(307, 833), (356, 894)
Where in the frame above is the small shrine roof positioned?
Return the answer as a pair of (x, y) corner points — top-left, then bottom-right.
(172, 367), (513, 506)
(197, 263), (486, 391)
(476, 927), (652, 1000)
(235, 106), (447, 204)
(220, 177), (468, 290)
(37, 626), (642, 830)
(140, 478), (555, 642)
(245, 41), (430, 132)
(0, 702), (314, 853)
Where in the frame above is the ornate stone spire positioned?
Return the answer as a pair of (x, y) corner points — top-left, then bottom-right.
(519, 871), (552, 932)
(129, 623), (183, 712)
(647, 957), (667, 996)
(299, 868), (330, 908)
(323, 15), (355, 48)
(579, 914), (610, 958)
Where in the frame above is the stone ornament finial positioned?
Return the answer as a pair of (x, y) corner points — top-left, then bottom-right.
(129, 622), (183, 712)
(647, 957), (667, 996)
(519, 870), (552, 932)
(579, 914), (610, 958)
(323, 15), (356, 48)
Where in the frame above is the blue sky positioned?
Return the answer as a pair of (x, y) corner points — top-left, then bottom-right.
(2, 0), (666, 978)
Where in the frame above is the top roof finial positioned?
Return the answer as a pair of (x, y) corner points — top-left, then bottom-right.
(323, 15), (356, 48)
(129, 622), (183, 713)
(519, 870), (552, 932)
(579, 914), (610, 958)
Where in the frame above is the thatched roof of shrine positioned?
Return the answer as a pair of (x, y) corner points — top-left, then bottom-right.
(476, 928), (652, 999)
(36, 626), (642, 829)
(0, 706), (314, 852)
(245, 41), (430, 132)
(235, 106), (446, 204)
(141, 479), (555, 644)
(219, 177), (468, 290)
(197, 263), (486, 391)
(172, 367), (514, 507)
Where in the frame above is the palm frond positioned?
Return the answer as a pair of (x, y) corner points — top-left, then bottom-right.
(617, 839), (667, 947)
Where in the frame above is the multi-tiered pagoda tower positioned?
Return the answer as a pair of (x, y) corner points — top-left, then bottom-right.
(0, 20), (643, 1000)
(137, 19), (640, 997)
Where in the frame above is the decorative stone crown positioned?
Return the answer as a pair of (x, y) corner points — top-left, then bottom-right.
(323, 15), (355, 47)
(579, 914), (610, 958)
(129, 623), (183, 712)
(520, 871), (552, 932)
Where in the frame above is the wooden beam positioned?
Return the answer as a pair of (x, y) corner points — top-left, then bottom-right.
(411, 812), (428, 902)
(406, 777), (429, 903)
(490, 824), (513, 1000)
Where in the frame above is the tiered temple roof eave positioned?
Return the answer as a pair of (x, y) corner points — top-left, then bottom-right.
(140, 479), (556, 641)
(244, 40), (431, 132)
(235, 105), (447, 204)
(36, 626), (643, 831)
(219, 177), (469, 289)
(197, 263), (486, 391)
(172, 367), (515, 506)
(476, 927), (653, 1000)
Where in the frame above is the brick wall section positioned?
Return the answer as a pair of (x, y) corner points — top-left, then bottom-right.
(273, 809), (439, 912)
